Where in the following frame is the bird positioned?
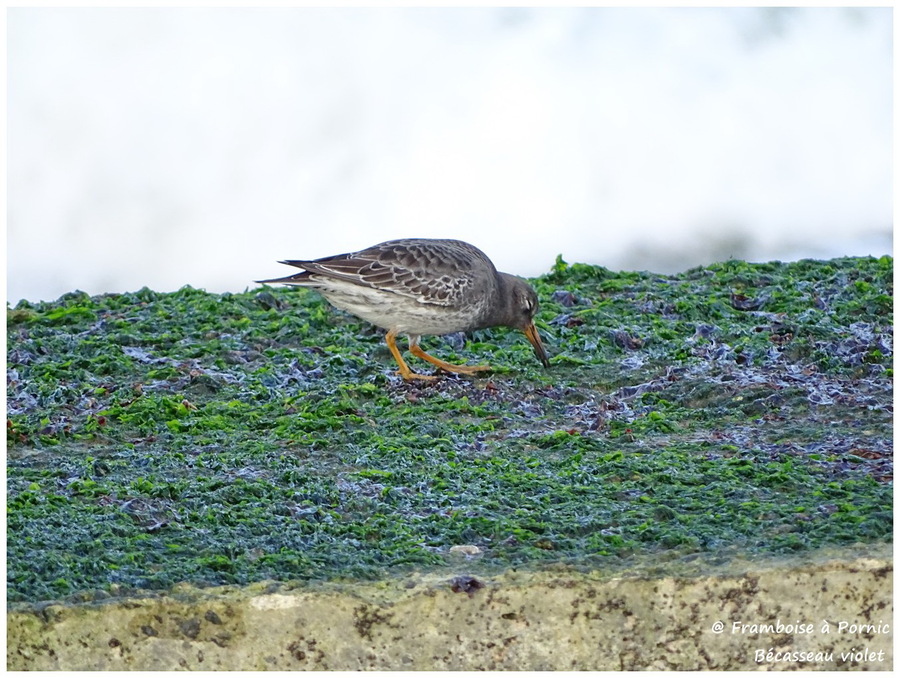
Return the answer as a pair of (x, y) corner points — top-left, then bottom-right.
(256, 238), (550, 381)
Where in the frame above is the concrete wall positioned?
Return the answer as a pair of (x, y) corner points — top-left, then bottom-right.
(7, 544), (892, 670)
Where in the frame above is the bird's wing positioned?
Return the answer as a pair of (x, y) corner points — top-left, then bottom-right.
(263, 239), (496, 307)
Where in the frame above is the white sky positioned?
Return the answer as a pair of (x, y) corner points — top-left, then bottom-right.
(6, 6), (893, 303)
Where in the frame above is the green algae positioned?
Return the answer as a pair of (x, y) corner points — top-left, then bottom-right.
(6, 256), (892, 604)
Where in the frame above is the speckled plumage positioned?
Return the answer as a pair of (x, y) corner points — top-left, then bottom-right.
(257, 238), (549, 380)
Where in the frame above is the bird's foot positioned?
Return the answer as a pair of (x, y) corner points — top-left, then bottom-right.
(397, 368), (439, 382)
(440, 363), (492, 375)
(409, 344), (492, 376)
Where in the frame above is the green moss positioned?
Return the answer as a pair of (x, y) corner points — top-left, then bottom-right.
(6, 256), (892, 604)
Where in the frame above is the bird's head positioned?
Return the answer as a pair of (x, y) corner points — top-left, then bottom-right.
(497, 274), (550, 368)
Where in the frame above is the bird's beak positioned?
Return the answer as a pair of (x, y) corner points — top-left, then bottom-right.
(523, 322), (550, 368)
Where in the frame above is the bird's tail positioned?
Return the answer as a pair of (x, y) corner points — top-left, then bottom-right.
(255, 260), (314, 285)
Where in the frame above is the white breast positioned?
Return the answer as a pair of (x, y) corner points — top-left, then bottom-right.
(316, 283), (485, 336)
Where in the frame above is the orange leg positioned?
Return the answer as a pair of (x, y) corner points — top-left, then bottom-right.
(409, 340), (492, 375)
(385, 330), (437, 381)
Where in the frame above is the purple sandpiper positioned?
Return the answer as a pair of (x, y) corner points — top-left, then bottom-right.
(257, 238), (549, 381)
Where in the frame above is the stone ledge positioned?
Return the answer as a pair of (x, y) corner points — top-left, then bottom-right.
(7, 544), (892, 670)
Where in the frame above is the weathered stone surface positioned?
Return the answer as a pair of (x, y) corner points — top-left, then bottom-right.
(7, 544), (892, 670)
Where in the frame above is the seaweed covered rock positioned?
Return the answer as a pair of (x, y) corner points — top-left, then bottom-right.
(7, 256), (892, 604)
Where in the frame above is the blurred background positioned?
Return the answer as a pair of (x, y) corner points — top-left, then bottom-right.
(7, 6), (893, 304)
